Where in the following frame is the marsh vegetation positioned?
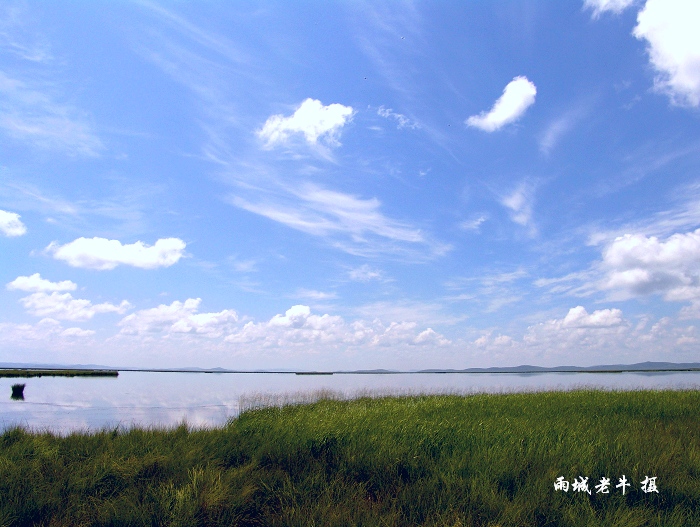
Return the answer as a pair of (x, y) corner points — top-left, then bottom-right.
(0, 369), (118, 378)
(1, 389), (699, 526)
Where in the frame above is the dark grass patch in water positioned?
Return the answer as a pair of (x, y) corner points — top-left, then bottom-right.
(10, 383), (25, 400)
(0, 369), (118, 378)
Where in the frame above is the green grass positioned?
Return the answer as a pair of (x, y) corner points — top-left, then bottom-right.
(0, 369), (118, 378)
(1, 389), (699, 526)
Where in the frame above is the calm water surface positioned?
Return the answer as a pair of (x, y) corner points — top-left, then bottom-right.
(2, 371), (699, 434)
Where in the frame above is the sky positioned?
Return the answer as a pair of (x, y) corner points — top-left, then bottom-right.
(1, 0), (700, 370)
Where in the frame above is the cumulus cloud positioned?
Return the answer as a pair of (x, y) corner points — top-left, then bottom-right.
(560, 306), (624, 328)
(0, 318), (94, 343)
(226, 304), (346, 346)
(633, 0), (700, 107)
(7, 273), (77, 293)
(258, 98), (355, 148)
(600, 230), (700, 300)
(0, 209), (26, 236)
(61, 327), (95, 337)
(46, 237), (186, 270)
(523, 306), (626, 351)
(18, 292), (130, 321)
(474, 333), (514, 347)
(583, 0), (636, 18)
(119, 298), (238, 337)
(225, 304), (450, 349)
(466, 76), (537, 132)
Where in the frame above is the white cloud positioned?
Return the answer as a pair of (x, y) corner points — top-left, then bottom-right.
(466, 76), (537, 132)
(61, 327), (95, 337)
(18, 292), (130, 321)
(225, 304), (450, 349)
(0, 71), (103, 156)
(584, 0), (636, 18)
(501, 183), (536, 234)
(348, 264), (383, 282)
(294, 289), (337, 301)
(46, 237), (186, 270)
(539, 108), (585, 154)
(377, 106), (420, 129)
(560, 306), (624, 328)
(119, 298), (238, 337)
(0, 209), (26, 236)
(0, 318), (95, 346)
(459, 215), (487, 232)
(523, 306), (627, 352)
(230, 184), (445, 258)
(0, 4), (52, 62)
(633, 0), (700, 107)
(0, 318), (60, 342)
(414, 328), (450, 345)
(601, 230), (700, 301)
(351, 300), (465, 327)
(474, 332), (515, 348)
(7, 273), (77, 292)
(258, 98), (355, 148)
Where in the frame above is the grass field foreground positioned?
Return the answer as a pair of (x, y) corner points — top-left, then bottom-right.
(1, 390), (699, 526)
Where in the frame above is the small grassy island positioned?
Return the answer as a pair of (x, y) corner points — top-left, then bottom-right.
(0, 368), (118, 378)
(1, 390), (699, 526)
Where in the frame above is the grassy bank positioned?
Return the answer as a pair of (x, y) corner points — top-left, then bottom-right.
(0, 369), (118, 378)
(1, 390), (699, 526)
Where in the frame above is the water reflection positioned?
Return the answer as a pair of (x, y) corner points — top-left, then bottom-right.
(1, 371), (699, 435)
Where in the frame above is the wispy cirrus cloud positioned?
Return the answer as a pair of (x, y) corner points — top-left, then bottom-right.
(294, 289), (338, 301)
(459, 215), (487, 232)
(0, 3), (52, 62)
(348, 264), (384, 282)
(376, 106), (420, 130)
(501, 182), (537, 235)
(539, 105), (588, 154)
(583, 0), (636, 19)
(466, 76), (537, 132)
(0, 71), (103, 156)
(230, 183), (446, 258)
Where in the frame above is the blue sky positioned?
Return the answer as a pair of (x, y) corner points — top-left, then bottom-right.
(1, 0), (700, 370)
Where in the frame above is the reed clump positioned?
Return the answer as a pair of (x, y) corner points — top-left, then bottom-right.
(0, 368), (118, 378)
(10, 383), (25, 400)
(1, 389), (699, 526)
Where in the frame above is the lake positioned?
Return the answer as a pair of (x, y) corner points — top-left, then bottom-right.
(2, 370), (700, 434)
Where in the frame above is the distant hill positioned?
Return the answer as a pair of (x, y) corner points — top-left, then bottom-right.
(417, 361), (700, 374)
(2, 361), (699, 374)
